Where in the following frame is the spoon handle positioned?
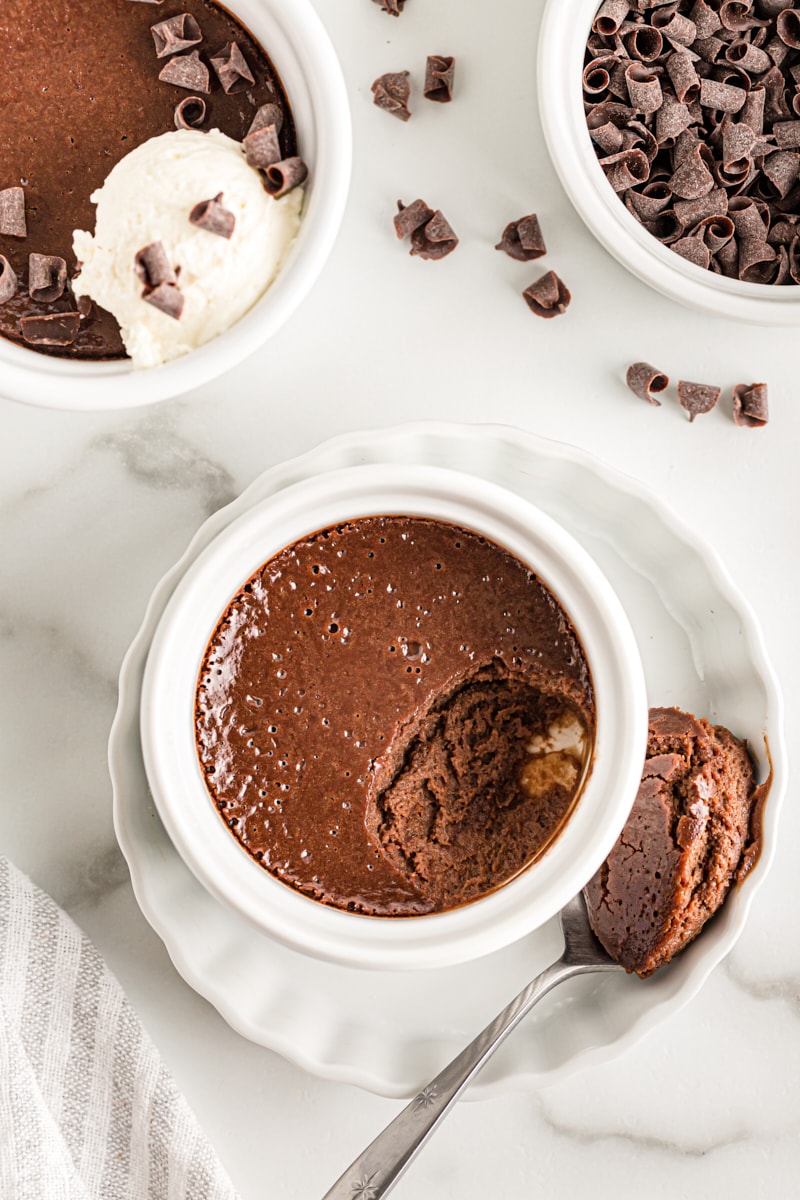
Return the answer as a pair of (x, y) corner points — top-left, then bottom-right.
(321, 958), (581, 1200)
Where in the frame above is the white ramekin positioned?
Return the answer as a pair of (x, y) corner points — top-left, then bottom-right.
(0, 0), (351, 411)
(538, 0), (800, 326)
(140, 462), (648, 971)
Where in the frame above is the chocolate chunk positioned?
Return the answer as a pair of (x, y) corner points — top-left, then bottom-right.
(262, 157), (309, 198)
(134, 241), (177, 289)
(143, 282), (185, 320)
(495, 214), (546, 261)
(159, 50), (210, 93)
(28, 254), (68, 303)
(522, 270), (571, 318)
(371, 72), (412, 122)
(0, 256), (18, 304)
(0, 186), (26, 237)
(76, 294), (96, 322)
(151, 13), (202, 58)
(409, 210), (459, 260)
(247, 103), (284, 138)
(678, 379), (721, 421)
(19, 313), (81, 346)
(174, 96), (207, 130)
(626, 362), (670, 406)
(733, 382), (769, 427)
(189, 193), (236, 239)
(243, 124), (282, 168)
(372, 0), (406, 14)
(210, 42), (255, 94)
(394, 199), (434, 240)
(424, 56), (456, 103)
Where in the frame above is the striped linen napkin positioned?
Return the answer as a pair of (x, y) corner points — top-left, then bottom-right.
(0, 857), (239, 1200)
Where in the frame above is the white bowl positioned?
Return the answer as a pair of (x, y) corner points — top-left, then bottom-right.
(0, 0), (351, 411)
(538, 0), (800, 326)
(139, 462), (648, 970)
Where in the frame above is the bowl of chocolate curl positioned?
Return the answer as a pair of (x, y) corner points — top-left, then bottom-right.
(0, 0), (350, 410)
(539, 0), (800, 324)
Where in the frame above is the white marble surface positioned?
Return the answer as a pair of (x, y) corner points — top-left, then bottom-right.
(1, 1), (798, 1196)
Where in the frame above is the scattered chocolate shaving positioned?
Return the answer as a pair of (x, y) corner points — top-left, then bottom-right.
(159, 50), (210, 93)
(75, 294), (96, 322)
(28, 254), (68, 303)
(190, 192), (236, 239)
(394, 199), (434, 239)
(371, 72), (412, 122)
(585, 0), (800, 285)
(0, 256), (18, 304)
(372, 0), (406, 14)
(174, 96), (207, 130)
(134, 241), (177, 289)
(210, 42), (255, 94)
(143, 282), (185, 320)
(733, 381), (769, 426)
(409, 210), (459, 260)
(495, 213), (546, 261)
(243, 124), (282, 168)
(424, 56), (456, 103)
(19, 313), (81, 346)
(522, 270), (572, 318)
(247, 104), (284, 137)
(0, 186), (26, 238)
(626, 361), (670, 406)
(678, 379), (721, 421)
(151, 13), (202, 58)
(262, 157), (309, 198)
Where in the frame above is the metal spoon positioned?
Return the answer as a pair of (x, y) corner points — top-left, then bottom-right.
(321, 892), (621, 1200)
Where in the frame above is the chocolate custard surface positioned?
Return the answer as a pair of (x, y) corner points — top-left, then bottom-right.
(0, 0), (295, 359)
(195, 517), (596, 917)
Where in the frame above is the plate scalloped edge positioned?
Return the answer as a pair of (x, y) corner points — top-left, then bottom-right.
(109, 421), (786, 1099)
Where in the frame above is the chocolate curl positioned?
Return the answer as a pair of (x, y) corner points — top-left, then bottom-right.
(494, 213), (546, 261)
(190, 193), (236, 239)
(372, 0), (406, 14)
(642, 211), (684, 244)
(626, 182), (671, 221)
(729, 195), (769, 238)
(666, 52), (700, 104)
(763, 149), (800, 197)
(243, 124), (282, 168)
(738, 237), (778, 281)
(28, 254), (68, 303)
(690, 0), (723, 39)
(722, 120), (755, 168)
(174, 96), (207, 130)
(247, 104), (284, 138)
(592, 0), (630, 36)
(210, 42), (255, 94)
(394, 199), (434, 239)
(674, 188), (729, 227)
(725, 38), (771, 73)
(691, 214), (735, 253)
(699, 77), (747, 113)
(151, 13), (202, 58)
(740, 86), (766, 133)
(588, 113), (625, 154)
(424, 55), (456, 103)
(651, 8), (698, 46)
(0, 256), (18, 303)
(625, 120), (658, 162)
(600, 148), (650, 191)
(625, 63), (664, 115)
(678, 380), (721, 421)
(733, 382), (769, 427)
(672, 235), (712, 268)
(760, 0), (796, 14)
(143, 282), (185, 320)
(19, 313), (81, 346)
(263, 157), (308, 198)
(134, 241), (177, 290)
(409, 210), (459, 260)
(655, 93), (694, 142)
(583, 57), (618, 97)
(626, 26), (664, 63)
(777, 8), (800, 46)
(773, 119), (800, 147)
(719, 2), (768, 32)
(371, 71), (412, 121)
(0, 186), (26, 237)
(626, 361), (669, 406)
(693, 35), (726, 63)
(670, 143), (716, 199)
(716, 237), (740, 276)
(159, 50), (210, 93)
(522, 271), (571, 318)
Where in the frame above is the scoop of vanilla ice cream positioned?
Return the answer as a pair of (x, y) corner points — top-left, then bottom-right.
(73, 129), (303, 369)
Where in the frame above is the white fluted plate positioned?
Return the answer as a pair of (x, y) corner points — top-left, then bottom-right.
(109, 422), (785, 1099)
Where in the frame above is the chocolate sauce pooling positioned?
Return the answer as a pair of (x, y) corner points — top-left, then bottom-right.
(0, 0), (295, 360)
(195, 517), (596, 917)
